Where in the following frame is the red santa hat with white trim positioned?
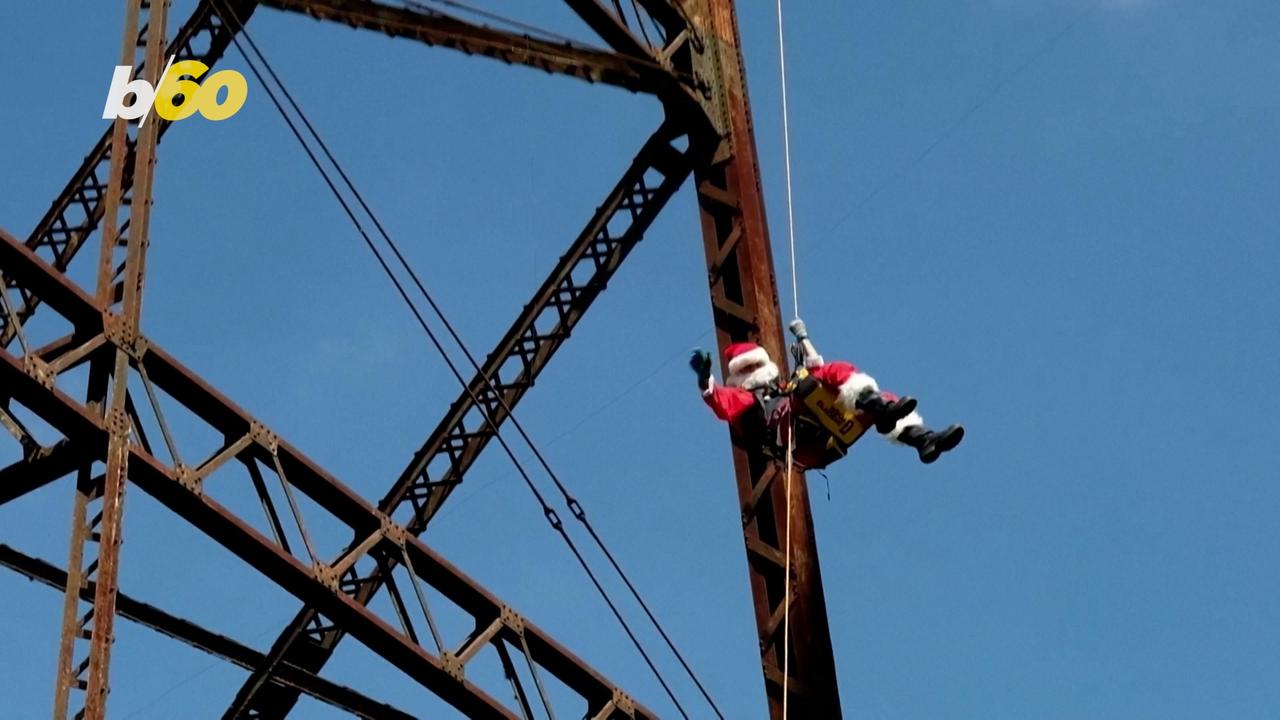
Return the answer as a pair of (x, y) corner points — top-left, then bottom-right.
(724, 342), (771, 376)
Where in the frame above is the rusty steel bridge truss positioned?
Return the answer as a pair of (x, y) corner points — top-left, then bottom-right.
(0, 0), (842, 717)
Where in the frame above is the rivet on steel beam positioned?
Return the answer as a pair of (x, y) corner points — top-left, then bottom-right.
(439, 651), (465, 681)
(103, 312), (140, 357)
(499, 605), (525, 635)
(313, 564), (340, 593)
(175, 463), (202, 495)
(23, 356), (55, 389)
(107, 407), (131, 436)
(250, 421), (278, 454)
(378, 514), (407, 547)
(612, 688), (636, 717)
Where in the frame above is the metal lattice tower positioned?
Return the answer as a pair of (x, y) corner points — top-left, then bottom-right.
(0, 0), (842, 717)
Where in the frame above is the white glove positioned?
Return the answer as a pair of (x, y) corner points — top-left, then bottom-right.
(789, 318), (808, 340)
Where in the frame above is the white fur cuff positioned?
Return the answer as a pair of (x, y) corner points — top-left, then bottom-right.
(887, 411), (924, 443)
(835, 372), (879, 413)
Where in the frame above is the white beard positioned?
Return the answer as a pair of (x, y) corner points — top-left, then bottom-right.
(727, 361), (780, 391)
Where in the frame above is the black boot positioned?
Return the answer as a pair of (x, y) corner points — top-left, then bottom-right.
(916, 424), (965, 464)
(856, 392), (918, 434)
(896, 425), (930, 452)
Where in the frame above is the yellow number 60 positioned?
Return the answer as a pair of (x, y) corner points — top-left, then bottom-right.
(154, 60), (248, 122)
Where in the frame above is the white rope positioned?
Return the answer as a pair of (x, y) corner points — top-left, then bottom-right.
(782, 426), (794, 719)
(776, 0), (799, 320)
(776, 2), (798, 715)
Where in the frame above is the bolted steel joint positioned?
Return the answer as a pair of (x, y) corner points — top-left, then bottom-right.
(23, 356), (55, 389)
(250, 420), (278, 454)
(314, 564), (341, 593)
(106, 407), (131, 436)
(175, 463), (202, 494)
(499, 605), (525, 635)
(611, 688), (636, 717)
(103, 312), (141, 357)
(440, 651), (465, 681)
(378, 514), (407, 547)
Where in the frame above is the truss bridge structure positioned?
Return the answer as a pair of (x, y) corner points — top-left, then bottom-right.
(0, 0), (842, 717)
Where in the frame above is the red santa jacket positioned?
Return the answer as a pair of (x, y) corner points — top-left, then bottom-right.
(703, 360), (876, 468)
(702, 361), (861, 426)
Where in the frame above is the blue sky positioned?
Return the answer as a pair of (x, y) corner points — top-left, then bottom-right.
(3, 1), (1279, 717)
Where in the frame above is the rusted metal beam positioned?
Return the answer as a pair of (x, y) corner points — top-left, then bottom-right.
(1, 0), (257, 349)
(52, 2), (171, 717)
(262, 0), (673, 95)
(678, 0), (843, 716)
(0, 545), (418, 720)
(0, 440), (81, 507)
(0, 227), (656, 719)
(223, 121), (694, 718)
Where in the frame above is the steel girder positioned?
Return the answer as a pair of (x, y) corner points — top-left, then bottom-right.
(0, 545), (418, 720)
(675, 1), (844, 715)
(261, 0), (678, 95)
(51, 2), (172, 717)
(224, 122), (695, 718)
(0, 439), (80, 506)
(3, 0), (846, 716)
(209, 5), (705, 716)
(3, 1), (701, 714)
(0, 228), (655, 719)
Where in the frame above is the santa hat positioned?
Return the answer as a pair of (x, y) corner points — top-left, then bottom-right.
(724, 342), (771, 377)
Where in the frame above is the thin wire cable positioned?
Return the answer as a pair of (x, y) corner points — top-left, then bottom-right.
(405, 0), (693, 82)
(629, 0), (654, 48)
(212, 3), (693, 715)
(775, 0), (800, 320)
(433, 328), (712, 525)
(403, 0), (580, 46)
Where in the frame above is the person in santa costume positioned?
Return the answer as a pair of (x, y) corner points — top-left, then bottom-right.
(688, 319), (964, 464)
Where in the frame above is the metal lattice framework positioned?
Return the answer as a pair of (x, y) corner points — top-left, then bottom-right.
(0, 0), (843, 717)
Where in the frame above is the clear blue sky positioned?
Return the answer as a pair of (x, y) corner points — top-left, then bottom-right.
(3, 1), (1279, 717)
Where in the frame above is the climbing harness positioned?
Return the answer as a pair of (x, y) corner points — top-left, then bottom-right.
(740, 363), (869, 473)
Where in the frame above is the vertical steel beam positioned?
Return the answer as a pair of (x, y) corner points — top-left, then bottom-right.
(52, 2), (170, 718)
(681, 0), (843, 716)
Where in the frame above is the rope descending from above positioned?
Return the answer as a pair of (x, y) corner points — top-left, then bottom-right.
(775, 0), (800, 716)
(776, 0), (800, 321)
